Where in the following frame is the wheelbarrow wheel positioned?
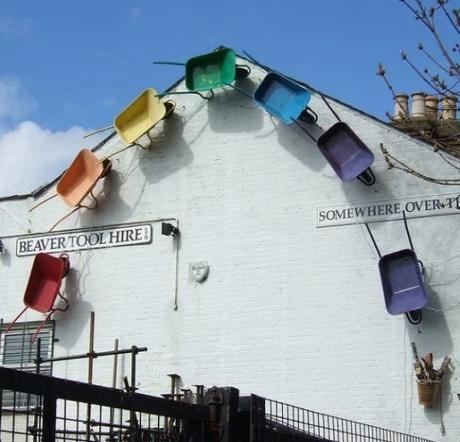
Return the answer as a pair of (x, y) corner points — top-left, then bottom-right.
(235, 65), (251, 80)
(299, 107), (318, 124)
(357, 168), (376, 186)
(60, 254), (71, 277)
(101, 159), (112, 178)
(406, 310), (422, 325)
(163, 100), (176, 119)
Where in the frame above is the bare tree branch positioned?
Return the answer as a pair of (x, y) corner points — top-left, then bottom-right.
(380, 143), (460, 185)
(401, 50), (450, 95)
(437, 0), (460, 35)
(417, 42), (451, 74)
(400, 0), (460, 73)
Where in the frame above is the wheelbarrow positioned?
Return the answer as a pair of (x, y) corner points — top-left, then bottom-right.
(4, 253), (70, 342)
(82, 88), (175, 143)
(29, 149), (112, 231)
(153, 48), (251, 97)
(365, 211), (427, 324)
(226, 71), (318, 125)
(239, 51), (375, 185)
(114, 88), (176, 144)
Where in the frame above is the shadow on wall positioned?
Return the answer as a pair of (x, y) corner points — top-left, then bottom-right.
(423, 364), (456, 430)
(137, 113), (194, 184)
(274, 117), (326, 173)
(0, 248), (11, 267)
(405, 284), (455, 420)
(78, 167), (134, 227)
(54, 254), (94, 349)
(207, 77), (264, 133)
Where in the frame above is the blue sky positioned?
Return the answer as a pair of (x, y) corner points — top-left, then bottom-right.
(0, 0), (455, 195)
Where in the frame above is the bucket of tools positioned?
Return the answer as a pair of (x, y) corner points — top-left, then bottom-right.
(417, 380), (441, 406)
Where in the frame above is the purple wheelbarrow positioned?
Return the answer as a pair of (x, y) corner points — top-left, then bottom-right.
(365, 211), (427, 324)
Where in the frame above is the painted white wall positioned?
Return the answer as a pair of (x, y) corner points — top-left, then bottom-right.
(0, 60), (459, 441)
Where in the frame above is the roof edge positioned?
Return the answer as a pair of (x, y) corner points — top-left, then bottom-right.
(0, 46), (446, 202)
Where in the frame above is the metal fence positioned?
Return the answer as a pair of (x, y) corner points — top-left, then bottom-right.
(0, 367), (436, 442)
(0, 367), (207, 442)
(249, 395), (435, 442)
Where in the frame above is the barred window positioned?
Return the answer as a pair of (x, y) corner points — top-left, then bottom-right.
(0, 321), (54, 408)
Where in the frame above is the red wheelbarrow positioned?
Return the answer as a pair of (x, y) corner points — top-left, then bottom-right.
(4, 253), (70, 342)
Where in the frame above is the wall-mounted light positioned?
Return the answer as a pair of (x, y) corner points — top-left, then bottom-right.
(0, 239), (4, 254)
(161, 222), (180, 237)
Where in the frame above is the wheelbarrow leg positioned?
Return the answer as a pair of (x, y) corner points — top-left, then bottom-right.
(3, 307), (28, 334)
(49, 207), (80, 232)
(31, 311), (55, 343)
(55, 292), (69, 312)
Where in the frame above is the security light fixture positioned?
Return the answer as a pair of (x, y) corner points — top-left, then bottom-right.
(161, 222), (179, 237)
(0, 239), (4, 254)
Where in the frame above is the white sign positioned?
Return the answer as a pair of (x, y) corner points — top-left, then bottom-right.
(316, 193), (460, 228)
(16, 223), (152, 256)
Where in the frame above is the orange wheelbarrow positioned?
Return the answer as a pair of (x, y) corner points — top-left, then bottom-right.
(30, 149), (112, 231)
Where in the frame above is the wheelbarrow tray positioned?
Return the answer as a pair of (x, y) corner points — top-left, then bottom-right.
(254, 73), (311, 124)
(185, 48), (236, 91)
(317, 122), (374, 182)
(379, 249), (428, 315)
(57, 149), (104, 207)
(114, 88), (167, 144)
(24, 253), (66, 313)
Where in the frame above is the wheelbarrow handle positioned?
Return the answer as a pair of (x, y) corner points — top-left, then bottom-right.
(156, 90), (214, 100)
(402, 210), (416, 252)
(242, 51), (271, 74)
(291, 118), (318, 143)
(29, 193), (58, 212)
(152, 61), (186, 66)
(83, 125), (115, 139)
(3, 306), (29, 335)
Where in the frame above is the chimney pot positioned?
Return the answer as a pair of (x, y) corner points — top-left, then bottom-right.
(411, 92), (427, 119)
(425, 95), (438, 121)
(393, 93), (409, 120)
(441, 95), (457, 120)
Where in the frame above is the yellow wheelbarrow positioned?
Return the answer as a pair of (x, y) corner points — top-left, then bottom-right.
(83, 88), (175, 155)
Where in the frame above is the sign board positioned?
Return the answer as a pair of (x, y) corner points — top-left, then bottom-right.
(16, 223), (152, 257)
(316, 193), (460, 228)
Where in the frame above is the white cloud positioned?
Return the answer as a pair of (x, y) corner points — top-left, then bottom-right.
(0, 121), (89, 196)
(0, 77), (37, 121)
(0, 77), (98, 197)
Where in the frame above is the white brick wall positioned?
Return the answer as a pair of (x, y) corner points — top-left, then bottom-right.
(0, 60), (458, 441)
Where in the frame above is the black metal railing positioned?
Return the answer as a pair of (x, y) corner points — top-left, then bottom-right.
(248, 395), (435, 442)
(0, 366), (208, 442)
(0, 367), (436, 442)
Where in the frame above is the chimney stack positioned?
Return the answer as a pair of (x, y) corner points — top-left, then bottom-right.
(441, 95), (457, 120)
(410, 92), (427, 119)
(425, 95), (439, 121)
(393, 93), (409, 120)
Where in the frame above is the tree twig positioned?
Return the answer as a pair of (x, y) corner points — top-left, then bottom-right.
(380, 143), (460, 185)
(437, 0), (460, 35)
